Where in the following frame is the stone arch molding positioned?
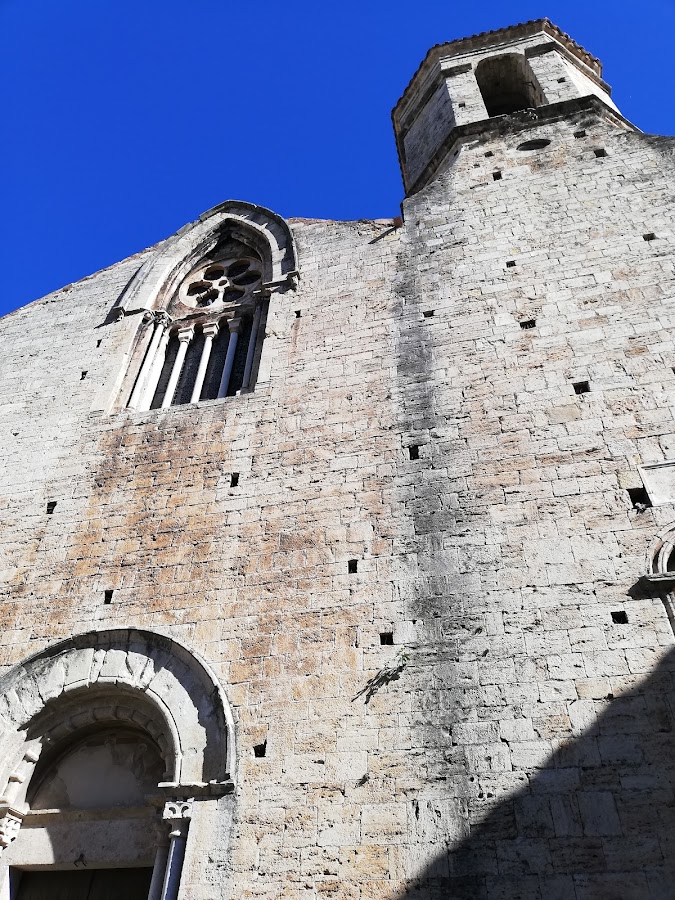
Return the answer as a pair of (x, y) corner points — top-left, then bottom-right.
(0, 629), (236, 808)
(115, 199), (299, 319)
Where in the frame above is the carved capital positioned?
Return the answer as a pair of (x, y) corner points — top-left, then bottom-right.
(155, 311), (172, 329)
(176, 326), (194, 343)
(0, 810), (23, 850)
(162, 798), (193, 823)
(162, 798), (193, 839)
(227, 317), (243, 335)
(202, 322), (220, 339)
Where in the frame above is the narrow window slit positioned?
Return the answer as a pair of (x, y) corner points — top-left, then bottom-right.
(230, 472), (240, 488)
(348, 560), (358, 574)
(104, 590), (114, 605)
(380, 632), (394, 646)
(80, 371), (87, 380)
(46, 501), (57, 515)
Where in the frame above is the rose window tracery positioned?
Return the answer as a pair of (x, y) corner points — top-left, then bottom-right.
(179, 257), (262, 310)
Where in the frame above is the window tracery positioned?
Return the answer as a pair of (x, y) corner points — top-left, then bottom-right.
(129, 248), (267, 411)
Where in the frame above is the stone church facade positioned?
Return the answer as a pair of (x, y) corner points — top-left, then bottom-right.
(0, 18), (674, 900)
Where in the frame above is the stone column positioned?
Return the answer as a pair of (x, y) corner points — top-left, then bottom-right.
(148, 839), (170, 900)
(242, 302), (263, 391)
(160, 799), (193, 900)
(139, 312), (172, 411)
(161, 327), (193, 409)
(128, 312), (161, 410)
(190, 322), (219, 403)
(217, 318), (242, 400)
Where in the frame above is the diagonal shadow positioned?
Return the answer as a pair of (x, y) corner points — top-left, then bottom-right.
(397, 647), (675, 900)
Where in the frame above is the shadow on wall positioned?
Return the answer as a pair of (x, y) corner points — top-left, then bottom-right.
(398, 647), (675, 900)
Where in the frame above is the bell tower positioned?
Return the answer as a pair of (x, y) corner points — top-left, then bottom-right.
(392, 19), (627, 195)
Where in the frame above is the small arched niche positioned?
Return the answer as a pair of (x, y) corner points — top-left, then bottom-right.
(475, 54), (545, 117)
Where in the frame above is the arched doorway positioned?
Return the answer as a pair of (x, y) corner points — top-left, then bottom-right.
(0, 630), (235, 900)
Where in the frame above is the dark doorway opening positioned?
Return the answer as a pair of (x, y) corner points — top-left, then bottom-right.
(14, 867), (153, 900)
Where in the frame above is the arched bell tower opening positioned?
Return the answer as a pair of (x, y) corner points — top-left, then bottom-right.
(0, 630), (235, 900)
(474, 53), (544, 117)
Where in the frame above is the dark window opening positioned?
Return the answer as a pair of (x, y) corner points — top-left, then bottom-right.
(627, 486), (651, 510)
(230, 472), (240, 487)
(253, 741), (267, 758)
(46, 501), (57, 515)
(643, 233), (656, 242)
(408, 445), (420, 460)
(380, 632), (394, 646)
(594, 148), (607, 158)
(573, 380), (590, 395)
(104, 590), (114, 605)
(492, 171), (502, 181)
(96, 339), (102, 347)
(520, 319), (536, 330)
(348, 560), (358, 574)
(516, 139), (551, 151)
(475, 53), (545, 117)
(611, 610), (628, 624)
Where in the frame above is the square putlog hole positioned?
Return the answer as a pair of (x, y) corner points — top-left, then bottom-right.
(573, 380), (590, 395)
(230, 472), (240, 487)
(643, 233), (656, 242)
(348, 560), (358, 574)
(594, 148), (607, 158)
(380, 632), (394, 645)
(611, 610), (628, 625)
(519, 319), (536, 330)
(627, 486), (651, 510)
(253, 741), (267, 758)
(492, 170), (502, 181)
(46, 501), (57, 515)
(408, 445), (420, 460)
(104, 589), (114, 605)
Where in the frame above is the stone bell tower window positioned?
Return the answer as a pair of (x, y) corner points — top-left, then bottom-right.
(474, 54), (545, 117)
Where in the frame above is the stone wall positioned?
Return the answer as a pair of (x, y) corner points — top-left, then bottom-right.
(0, 99), (674, 899)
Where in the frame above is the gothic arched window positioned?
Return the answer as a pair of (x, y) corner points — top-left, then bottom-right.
(129, 247), (266, 411)
(102, 201), (298, 417)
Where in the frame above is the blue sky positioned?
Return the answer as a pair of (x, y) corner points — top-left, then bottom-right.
(1, 0), (674, 314)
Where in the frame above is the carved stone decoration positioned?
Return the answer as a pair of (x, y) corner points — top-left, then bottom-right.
(0, 629), (236, 806)
(163, 799), (193, 824)
(0, 810), (22, 851)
